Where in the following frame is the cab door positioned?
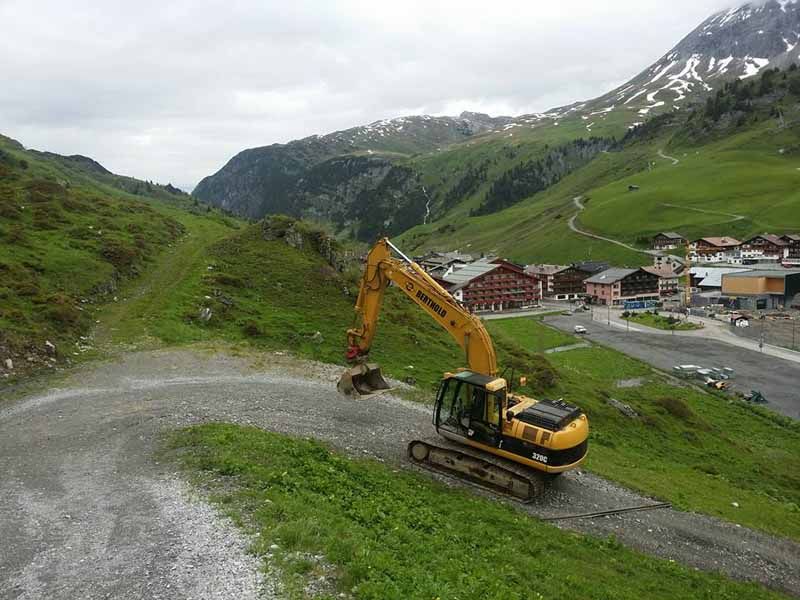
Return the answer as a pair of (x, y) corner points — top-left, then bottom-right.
(435, 379), (503, 447)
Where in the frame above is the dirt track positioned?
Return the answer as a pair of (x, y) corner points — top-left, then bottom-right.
(1, 348), (798, 598)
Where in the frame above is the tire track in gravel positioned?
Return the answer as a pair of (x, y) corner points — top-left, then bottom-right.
(1, 348), (798, 597)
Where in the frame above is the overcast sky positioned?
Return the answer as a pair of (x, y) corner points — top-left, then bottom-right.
(1, 0), (733, 191)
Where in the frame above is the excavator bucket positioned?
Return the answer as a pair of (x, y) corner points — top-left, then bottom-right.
(337, 363), (391, 396)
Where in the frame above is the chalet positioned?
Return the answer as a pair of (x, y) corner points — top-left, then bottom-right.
(584, 268), (660, 306)
(416, 251), (473, 278)
(651, 232), (686, 251)
(525, 265), (567, 297)
(444, 259), (541, 312)
(688, 237), (741, 264)
(740, 234), (787, 263)
(573, 261), (610, 276)
(643, 266), (681, 297)
(780, 234), (800, 266)
(652, 254), (685, 274)
(551, 264), (595, 300)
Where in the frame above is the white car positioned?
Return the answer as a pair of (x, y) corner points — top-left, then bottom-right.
(574, 325), (588, 334)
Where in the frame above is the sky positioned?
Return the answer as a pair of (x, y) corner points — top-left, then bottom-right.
(0, 0), (733, 191)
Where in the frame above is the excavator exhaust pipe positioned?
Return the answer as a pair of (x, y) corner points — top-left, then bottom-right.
(337, 363), (391, 396)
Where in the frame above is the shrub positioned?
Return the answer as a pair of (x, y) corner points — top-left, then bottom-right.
(46, 303), (81, 326)
(101, 239), (141, 271)
(206, 272), (247, 288)
(655, 396), (694, 420)
(242, 320), (263, 337)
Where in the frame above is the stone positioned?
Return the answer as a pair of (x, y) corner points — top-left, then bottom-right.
(3, 358), (12, 370)
(45, 340), (56, 355)
(606, 397), (639, 418)
(199, 307), (213, 322)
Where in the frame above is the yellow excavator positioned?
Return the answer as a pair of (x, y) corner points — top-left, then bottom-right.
(338, 238), (588, 500)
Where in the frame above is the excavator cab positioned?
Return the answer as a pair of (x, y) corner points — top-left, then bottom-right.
(434, 371), (506, 448)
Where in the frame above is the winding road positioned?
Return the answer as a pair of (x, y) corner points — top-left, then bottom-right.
(568, 197), (659, 256)
(1, 348), (798, 598)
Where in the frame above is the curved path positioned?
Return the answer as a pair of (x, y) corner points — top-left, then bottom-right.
(657, 149), (680, 165)
(1, 348), (798, 598)
(659, 202), (746, 224)
(568, 197), (659, 256)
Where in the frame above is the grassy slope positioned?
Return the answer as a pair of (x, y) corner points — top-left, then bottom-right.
(579, 122), (800, 244)
(92, 211), (238, 350)
(0, 136), (193, 372)
(488, 317), (799, 539)
(398, 141), (654, 266)
(168, 424), (787, 600)
(397, 73), (800, 266)
(121, 218), (799, 541)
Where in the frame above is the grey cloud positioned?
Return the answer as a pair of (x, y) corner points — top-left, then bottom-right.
(0, 0), (733, 190)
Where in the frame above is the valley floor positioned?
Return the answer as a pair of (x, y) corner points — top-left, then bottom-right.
(1, 347), (798, 598)
(546, 311), (800, 419)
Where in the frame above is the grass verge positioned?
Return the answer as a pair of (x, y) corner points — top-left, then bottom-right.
(167, 424), (787, 600)
(624, 311), (703, 331)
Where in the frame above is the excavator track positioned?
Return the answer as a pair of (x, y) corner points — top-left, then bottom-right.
(407, 438), (549, 503)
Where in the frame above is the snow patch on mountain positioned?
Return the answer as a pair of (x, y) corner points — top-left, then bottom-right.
(740, 56), (771, 78)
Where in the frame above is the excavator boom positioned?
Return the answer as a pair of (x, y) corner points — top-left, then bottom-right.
(340, 238), (497, 395)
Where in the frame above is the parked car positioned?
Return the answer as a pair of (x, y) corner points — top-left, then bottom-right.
(574, 325), (588, 334)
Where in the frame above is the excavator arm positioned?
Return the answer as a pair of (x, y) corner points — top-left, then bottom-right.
(345, 238), (498, 377)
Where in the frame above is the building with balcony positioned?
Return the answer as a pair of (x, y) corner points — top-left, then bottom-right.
(740, 234), (787, 263)
(643, 266), (681, 297)
(688, 237), (741, 263)
(781, 234), (800, 266)
(584, 268), (660, 306)
(444, 259), (542, 312)
(651, 232), (686, 251)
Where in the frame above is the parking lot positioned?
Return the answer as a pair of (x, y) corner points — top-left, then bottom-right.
(546, 313), (800, 419)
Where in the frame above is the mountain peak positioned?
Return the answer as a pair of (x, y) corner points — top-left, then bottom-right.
(582, 0), (800, 118)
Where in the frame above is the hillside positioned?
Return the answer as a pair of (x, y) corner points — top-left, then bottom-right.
(192, 1), (800, 251)
(75, 213), (800, 543)
(399, 65), (800, 265)
(192, 112), (512, 233)
(0, 134), (230, 379)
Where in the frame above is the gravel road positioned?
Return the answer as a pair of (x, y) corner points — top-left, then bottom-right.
(1, 348), (798, 597)
(547, 313), (800, 419)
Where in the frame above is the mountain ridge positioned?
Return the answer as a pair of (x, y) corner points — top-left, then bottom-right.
(193, 1), (800, 241)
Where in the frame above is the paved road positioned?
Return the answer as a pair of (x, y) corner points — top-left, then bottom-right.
(547, 313), (800, 419)
(1, 349), (798, 597)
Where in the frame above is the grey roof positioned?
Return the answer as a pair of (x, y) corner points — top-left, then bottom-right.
(723, 269), (800, 279)
(743, 234), (788, 246)
(657, 232), (685, 239)
(574, 261), (610, 274)
(689, 266), (751, 289)
(525, 264), (568, 276)
(442, 260), (498, 288)
(584, 268), (638, 285)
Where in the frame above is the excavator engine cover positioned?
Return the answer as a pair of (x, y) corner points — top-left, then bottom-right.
(337, 363), (391, 396)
